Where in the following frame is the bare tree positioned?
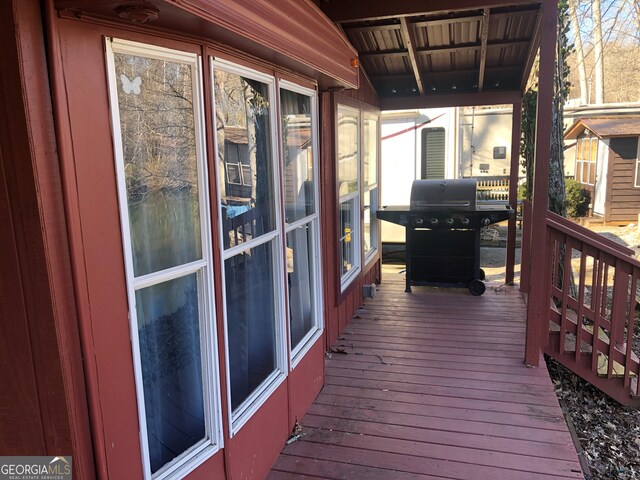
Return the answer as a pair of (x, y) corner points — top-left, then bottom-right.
(593, 0), (605, 103)
(569, 0), (588, 104)
(567, 0), (640, 104)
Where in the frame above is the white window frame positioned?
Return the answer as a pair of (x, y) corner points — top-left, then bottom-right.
(105, 38), (223, 480)
(337, 104), (362, 291)
(362, 112), (380, 265)
(278, 80), (324, 368)
(211, 58), (288, 436)
(575, 136), (597, 186)
(634, 139), (640, 188)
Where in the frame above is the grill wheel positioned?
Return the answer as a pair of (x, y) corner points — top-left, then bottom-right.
(468, 279), (486, 296)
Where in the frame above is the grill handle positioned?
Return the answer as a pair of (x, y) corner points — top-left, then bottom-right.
(412, 201), (472, 209)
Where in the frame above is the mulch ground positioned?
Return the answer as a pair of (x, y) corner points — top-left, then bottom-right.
(547, 358), (640, 480)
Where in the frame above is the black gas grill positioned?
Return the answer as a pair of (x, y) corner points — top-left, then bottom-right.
(377, 179), (513, 295)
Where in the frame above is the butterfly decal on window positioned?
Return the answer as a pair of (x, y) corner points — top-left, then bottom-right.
(120, 74), (142, 95)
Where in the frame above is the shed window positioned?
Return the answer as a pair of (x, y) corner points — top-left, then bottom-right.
(635, 140), (640, 188)
(575, 136), (598, 185)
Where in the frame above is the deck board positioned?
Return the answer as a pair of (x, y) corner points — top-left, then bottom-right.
(269, 266), (584, 480)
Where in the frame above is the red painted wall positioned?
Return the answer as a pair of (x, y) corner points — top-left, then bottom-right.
(0, 0), (93, 477)
(319, 74), (382, 349)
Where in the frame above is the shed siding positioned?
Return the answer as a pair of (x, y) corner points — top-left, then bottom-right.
(608, 137), (640, 223)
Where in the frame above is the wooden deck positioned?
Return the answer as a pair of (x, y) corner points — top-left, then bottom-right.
(269, 266), (584, 480)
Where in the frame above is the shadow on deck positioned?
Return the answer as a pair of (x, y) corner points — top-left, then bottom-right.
(269, 265), (584, 480)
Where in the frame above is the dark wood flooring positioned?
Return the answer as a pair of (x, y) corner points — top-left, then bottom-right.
(269, 266), (584, 480)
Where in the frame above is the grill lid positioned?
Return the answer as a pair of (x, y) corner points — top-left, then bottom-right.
(410, 179), (478, 211)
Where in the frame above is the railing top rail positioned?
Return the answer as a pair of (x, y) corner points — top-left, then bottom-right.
(546, 211), (638, 265)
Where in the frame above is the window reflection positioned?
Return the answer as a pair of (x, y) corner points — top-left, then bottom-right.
(281, 90), (314, 224)
(224, 241), (278, 410)
(337, 109), (358, 195)
(135, 274), (205, 474)
(286, 225), (316, 350)
(213, 71), (276, 248)
(340, 198), (357, 276)
(115, 53), (202, 276)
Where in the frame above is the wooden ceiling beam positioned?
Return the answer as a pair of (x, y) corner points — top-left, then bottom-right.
(342, 10), (538, 33)
(370, 64), (522, 82)
(379, 90), (523, 110)
(413, 15), (484, 28)
(321, 0), (542, 23)
(520, 8), (543, 90)
(360, 38), (530, 59)
(478, 8), (490, 92)
(342, 23), (401, 33)
(399, 17), (425, 95)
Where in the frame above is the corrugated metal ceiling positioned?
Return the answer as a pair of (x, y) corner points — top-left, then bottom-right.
(329, 3), (542, 107)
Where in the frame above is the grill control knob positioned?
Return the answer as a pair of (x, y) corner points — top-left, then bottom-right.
(429, 218), (439, 226)
(480, 217), (491, 226)
(461, 217), (470, 226)
(414, 218), (424, 226)
(445, 218), (454, 226)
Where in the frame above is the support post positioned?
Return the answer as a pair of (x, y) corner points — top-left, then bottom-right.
(524, 0), (558, 366)
(506, 102), (522, 285)
(520, 200), (533, 294)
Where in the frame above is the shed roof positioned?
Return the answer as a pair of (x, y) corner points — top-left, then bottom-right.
(564, 117), (640, 139)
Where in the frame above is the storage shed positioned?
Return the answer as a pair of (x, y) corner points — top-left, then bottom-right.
(565, 117), (640, 223)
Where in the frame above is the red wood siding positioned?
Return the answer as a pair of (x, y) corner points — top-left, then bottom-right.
(54, 0), (358, 91)
(339, 69), (380, 107)
(605, 137), (640, 223)
(51, 13), (353, 479)
(319, 88), (381, 349)
(288, 337), (325, 428)
(270, 269), (584, 479)
(0, 1), (93, 476)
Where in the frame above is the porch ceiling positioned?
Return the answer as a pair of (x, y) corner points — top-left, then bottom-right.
(320, 0), (542, 109)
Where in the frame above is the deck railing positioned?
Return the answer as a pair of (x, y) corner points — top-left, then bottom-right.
(476, 176), (510, 201)
(523, 204), (640, 405)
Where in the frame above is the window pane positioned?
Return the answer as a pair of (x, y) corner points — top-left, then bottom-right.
(589, 160), (596, 184)
(337, 106), (358, 197)
(226, 163), (242, 185)
(590, 139), (598, 165)
(225, 241), (278, 411)
(364, 187), (378, 257)
(363, 115), (378, 187)
(576, 161), (583, 183)
(214, 70), (276, 248)
(114, 53), (202, 277)
(576, 139), (583, 160)
(636, 160), (640, 187)
(339, 198), (357, 277)
(286, 223), (317, 350)
(281, 89), (315, 223)
(135, 274), (205, 474)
